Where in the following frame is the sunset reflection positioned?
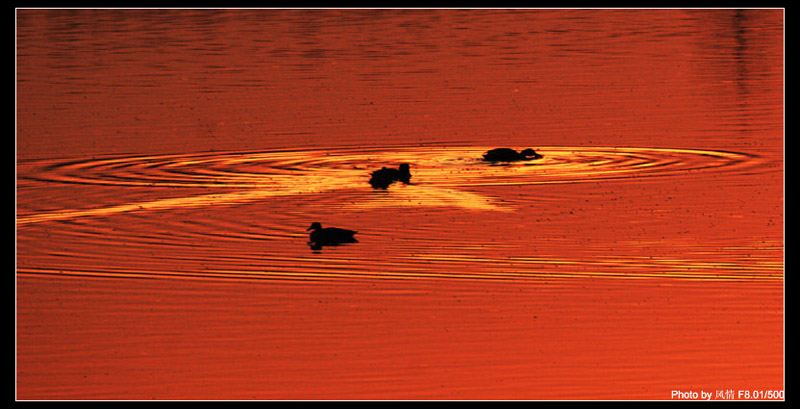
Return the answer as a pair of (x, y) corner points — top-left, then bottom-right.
(17, 8), (783, 401)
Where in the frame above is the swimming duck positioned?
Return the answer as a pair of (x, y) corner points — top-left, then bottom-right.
(307, 222), (358, 245)
(369, 163), (412, 189)
(482, 148), (543, 162)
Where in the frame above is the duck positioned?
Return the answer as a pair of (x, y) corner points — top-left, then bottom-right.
(307, 222), (358, 246)
(482, 148), (543, 162)
(369, 163), (412, 189)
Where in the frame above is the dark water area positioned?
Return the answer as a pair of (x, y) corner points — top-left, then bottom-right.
(16, 9), (783, 400)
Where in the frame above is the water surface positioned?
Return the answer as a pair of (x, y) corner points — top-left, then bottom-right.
(16, 8), (783, 400)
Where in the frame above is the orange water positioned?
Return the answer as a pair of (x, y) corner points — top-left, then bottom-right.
(16, 9), (783, 400)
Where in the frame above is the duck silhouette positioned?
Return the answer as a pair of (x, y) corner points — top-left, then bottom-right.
(307, 222), (358, 246)
(482, 148), (543, 162)
(369, 163), (412, 189)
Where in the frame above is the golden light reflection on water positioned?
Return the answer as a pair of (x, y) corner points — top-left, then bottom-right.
(17, 175), (351, 225)
(404, 251), (783, 281)
(17, 145), (770, 225)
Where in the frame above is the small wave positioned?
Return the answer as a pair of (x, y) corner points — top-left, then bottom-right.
(17, 145), (769, 226)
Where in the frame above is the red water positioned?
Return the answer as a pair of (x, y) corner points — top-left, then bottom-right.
(16, 8), (783, 400)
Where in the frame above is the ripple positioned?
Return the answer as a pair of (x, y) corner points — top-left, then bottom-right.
(18, 145), (769, 226)
(17, 247), (783, 283)
(16, 144), (780, 284)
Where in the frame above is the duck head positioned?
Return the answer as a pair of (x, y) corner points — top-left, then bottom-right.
(307, 222), (322, 231)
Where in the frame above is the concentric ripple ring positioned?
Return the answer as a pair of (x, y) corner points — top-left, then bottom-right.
(17, 145), (769, 225)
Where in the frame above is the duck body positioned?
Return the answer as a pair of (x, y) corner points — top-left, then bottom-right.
(369, 163), (411, 189)
(307, 222), (358, 245)
(482, 148), (543, 162)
